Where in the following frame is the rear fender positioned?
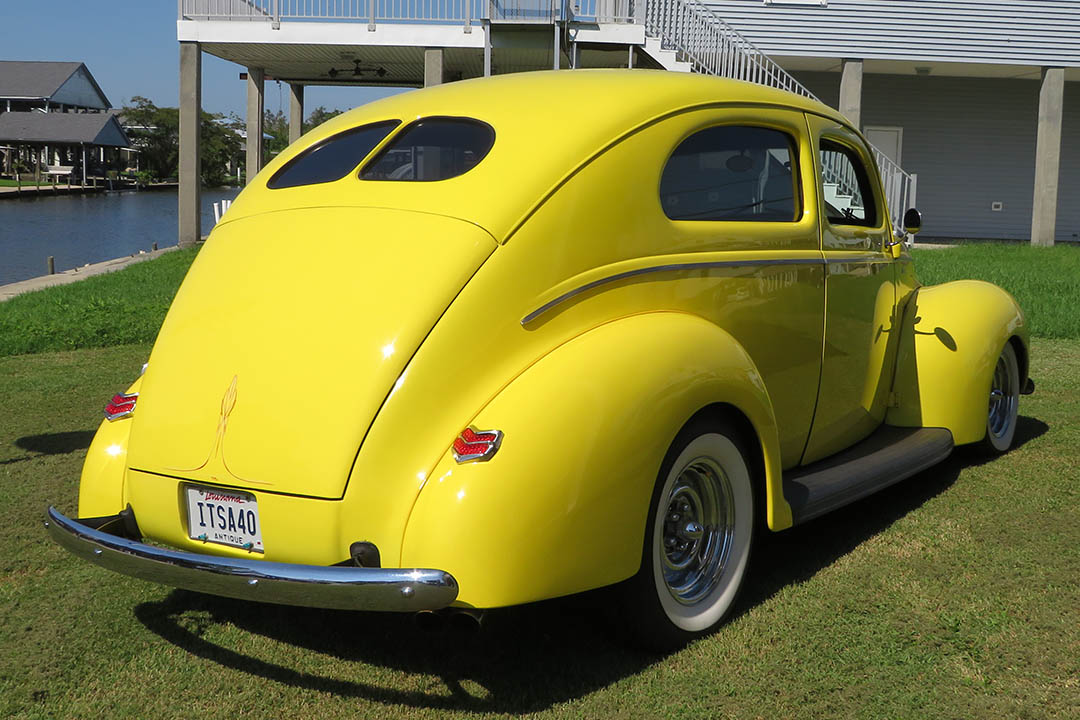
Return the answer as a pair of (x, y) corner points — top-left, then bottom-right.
(399, 312), (786, 609)
(78, 376), (143, 518)
(887, 280), (1028, 444)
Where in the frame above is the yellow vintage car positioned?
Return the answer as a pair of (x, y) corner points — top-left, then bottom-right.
(47, 70), (1031, 649)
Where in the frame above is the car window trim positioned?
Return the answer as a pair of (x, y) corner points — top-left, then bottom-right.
(266, 119), (402, 190)
(817, 136), (885, 231)
(357, 115), (496, 183)
(659, 122), (804, 224)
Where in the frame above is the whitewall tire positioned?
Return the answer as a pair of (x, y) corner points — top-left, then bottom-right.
(620, 417), (755, 650)
(983, 342), (1020, 454)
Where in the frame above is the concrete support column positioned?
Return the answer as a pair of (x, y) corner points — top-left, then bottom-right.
(483, 25), (492, 76)
(553, 23), (560, 70)
(178, 41), (202, 248)
(839, 58), (863, 130)
(246, 67), (265, 184)
(1031, 66), (1064, 247)
(424, 48), (444, 87)
(288, 83), (305, 145)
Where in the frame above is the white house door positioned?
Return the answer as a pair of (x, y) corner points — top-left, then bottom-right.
(864, 126), (903, 166)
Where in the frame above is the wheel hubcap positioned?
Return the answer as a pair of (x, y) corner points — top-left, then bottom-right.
(988, 353), (1017, 439)
(661, 457), (734, 605)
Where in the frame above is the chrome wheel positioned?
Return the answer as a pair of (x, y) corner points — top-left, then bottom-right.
(636, 421), (754, 644)
(661, 457), (735, 605)
(984, 342), (1019, 453)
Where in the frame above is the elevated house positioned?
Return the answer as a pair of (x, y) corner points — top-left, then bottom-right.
(0, 61), (130, 183)
(175, 0), (1075, 246)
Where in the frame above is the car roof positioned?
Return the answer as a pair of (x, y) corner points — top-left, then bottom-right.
(223, 70), (847, 242)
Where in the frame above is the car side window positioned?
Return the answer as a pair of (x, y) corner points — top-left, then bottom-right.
(359, 117), (495, 182)
(267, 120), (400, 189)
(819, 140), (878, 227)
(660, 125), (799, 222)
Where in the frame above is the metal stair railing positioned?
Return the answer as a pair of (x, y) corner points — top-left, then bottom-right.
(645, 0), (814, 99)
(821, 150), (861, 204)
(643, 0), (916, 237)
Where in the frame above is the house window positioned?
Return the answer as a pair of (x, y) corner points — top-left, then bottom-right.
(660, 125), (799, 222)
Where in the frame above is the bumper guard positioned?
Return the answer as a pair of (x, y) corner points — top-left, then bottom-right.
(45, 507), (459, 612)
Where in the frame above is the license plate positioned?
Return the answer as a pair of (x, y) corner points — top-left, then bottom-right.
(185, 485), (264, 553)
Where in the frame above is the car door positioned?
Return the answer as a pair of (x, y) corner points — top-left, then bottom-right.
(800, 114), (900, 465)
(653, 109), (826, 470)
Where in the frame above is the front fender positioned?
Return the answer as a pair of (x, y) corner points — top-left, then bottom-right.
(887, 280), (1028, 444)
(399, 312), (786, 609)
(78, 376), (143, 518)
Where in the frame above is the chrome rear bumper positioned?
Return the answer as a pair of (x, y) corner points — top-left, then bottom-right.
(45, 507), (458, 611)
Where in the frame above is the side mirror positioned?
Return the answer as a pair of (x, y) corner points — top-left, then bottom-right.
(903, 207), (922, 235)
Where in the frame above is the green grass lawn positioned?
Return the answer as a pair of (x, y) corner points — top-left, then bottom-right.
(912, 243), (1080, 340)
(1, 339), (1076, 719)
(0, 179), (65, 187)
(1, 241), (1078, 718)
(0, 247), (199, 357)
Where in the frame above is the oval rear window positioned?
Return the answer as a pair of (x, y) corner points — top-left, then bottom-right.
(359, 117), (494, 182)
(267, 120), (400, 189)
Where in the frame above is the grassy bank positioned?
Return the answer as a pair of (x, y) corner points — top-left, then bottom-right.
(911, 242), (1080, 339)
(0, 247), (199, 357)
(1, 339), (1076, 718)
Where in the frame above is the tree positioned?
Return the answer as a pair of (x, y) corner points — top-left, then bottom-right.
(201, 113), (243, 187)
(305, 106), (344, 133)
(122, 96), (177, 182)
(121, 97), (242, 186)
(263, 109), (289, 160)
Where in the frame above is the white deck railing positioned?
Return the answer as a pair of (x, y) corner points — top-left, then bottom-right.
(180, 0), (480, 25)
(179, 0), (642, 25)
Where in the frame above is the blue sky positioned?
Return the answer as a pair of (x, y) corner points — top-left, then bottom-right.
(1, 1), (407, 117)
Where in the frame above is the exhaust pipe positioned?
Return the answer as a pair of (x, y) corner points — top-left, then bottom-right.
(447, 608), (484, 633)
(413, 608), (485, 633)
(413, 609), (445, 632)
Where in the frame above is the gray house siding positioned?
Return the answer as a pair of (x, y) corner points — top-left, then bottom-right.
(792, 71), (1078, 242)
(708, 0), (1080, 66)
(50, 66), (111, 110)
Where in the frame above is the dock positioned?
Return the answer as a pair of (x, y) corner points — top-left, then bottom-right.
(0, 183), (106, 199)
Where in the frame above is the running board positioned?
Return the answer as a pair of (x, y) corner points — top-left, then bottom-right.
(783, 426), (954, 525)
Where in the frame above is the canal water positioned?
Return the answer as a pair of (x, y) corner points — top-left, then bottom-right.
(0, 188), (241, 286)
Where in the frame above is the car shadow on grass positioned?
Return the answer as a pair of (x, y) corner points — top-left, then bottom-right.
(738, 414), (1049, 613)
(1, 430), (96, 466)
(133, 415), (1048, 713)
(135, 589), (655, 713)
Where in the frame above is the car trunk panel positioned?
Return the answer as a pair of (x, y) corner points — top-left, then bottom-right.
(126, 207), (495, 499)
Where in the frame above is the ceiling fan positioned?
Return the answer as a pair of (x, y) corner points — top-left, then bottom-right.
(327, 60), (388, 79)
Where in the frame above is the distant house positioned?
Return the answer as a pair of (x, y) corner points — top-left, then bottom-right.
(0, 61), (112, 113)
(0, 61), (129, 182)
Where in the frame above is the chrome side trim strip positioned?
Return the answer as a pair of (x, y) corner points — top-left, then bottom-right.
(825, 254), (891, 264)
(521, 257), (823, 326)
(45, 507), (458, 612)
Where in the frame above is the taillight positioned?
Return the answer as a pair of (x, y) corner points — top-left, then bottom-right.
(452, 427), (503, 463)
(104, 392), (138, 421)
